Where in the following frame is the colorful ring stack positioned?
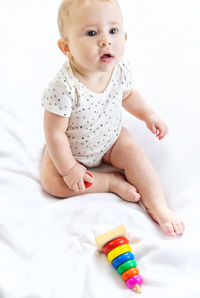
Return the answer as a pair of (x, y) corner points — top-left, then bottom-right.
(102, 237), (143, 293)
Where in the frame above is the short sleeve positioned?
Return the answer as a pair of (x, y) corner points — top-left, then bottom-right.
(119, 60), (134, 92)
(41, 81), (73, 117)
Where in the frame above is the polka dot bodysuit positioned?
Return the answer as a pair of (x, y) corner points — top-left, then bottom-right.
(41, 59), (133, 167)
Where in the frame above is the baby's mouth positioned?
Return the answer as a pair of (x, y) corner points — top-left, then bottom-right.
(101, 53), (112, 58)
(100, 53), (114, 63)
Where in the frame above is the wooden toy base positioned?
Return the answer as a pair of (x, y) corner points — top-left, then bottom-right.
(95, 224), (127, 252)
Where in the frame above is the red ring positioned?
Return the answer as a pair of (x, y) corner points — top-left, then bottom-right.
(103, 237), (129, 255)
(84, 172), (93, 188)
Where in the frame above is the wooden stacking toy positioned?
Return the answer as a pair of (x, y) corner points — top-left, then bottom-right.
(95, 224), (143, 293)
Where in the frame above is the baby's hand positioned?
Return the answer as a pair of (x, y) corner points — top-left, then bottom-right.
(145, 113), (168, 140)
(62, 163), (93, 192)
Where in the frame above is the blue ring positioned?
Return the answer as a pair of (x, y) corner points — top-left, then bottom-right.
(112, 252), (134, 269)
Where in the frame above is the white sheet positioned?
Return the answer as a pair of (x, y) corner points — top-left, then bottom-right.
(0, 0), (200, 297)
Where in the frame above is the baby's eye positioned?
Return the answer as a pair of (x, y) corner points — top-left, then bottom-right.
(87, 30), (97, 37)
(109, 28), (118, 34)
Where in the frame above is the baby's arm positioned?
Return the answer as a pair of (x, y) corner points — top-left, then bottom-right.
(44, 110), (93, 192)
(122, 89), (168, 140)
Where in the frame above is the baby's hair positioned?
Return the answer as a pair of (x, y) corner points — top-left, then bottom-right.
(57, 0), (120, 38)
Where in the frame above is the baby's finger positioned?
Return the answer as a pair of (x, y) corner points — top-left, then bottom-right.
(149, 123), (157, 134)
(162, 125), (169, 137)
(157, 132), (163, 140)
(63, 177), (73, 190)
(78, 180), (85, 192)
(155, 125), (163, 137)
(157, 124), (167, 139)
(158, 130), (166, 140)
(72, 183), (79, 193)
(156, 128), (163, 138)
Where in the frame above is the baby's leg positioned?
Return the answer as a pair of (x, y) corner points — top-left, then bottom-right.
(40, 147), (140, 201)
(103, 127), (185, 237)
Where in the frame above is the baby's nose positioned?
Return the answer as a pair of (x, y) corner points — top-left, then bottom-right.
(98, 36), (111, 47)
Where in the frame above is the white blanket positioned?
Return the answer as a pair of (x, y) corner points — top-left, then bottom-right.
(0, 0), (200, 297)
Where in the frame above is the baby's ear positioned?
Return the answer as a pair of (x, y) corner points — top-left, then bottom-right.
(125, 33), (127, 41)
(57, 38), (69, 55)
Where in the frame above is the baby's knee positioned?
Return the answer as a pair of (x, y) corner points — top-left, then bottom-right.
(123, 139), (144, 156)
(40, 170), (69, 198)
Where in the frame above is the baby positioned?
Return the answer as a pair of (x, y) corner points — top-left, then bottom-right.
(41, 0), (185, 237)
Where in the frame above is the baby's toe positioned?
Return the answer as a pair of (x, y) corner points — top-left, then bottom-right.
(181, 222), (185, 232)
(178, 222), (185, 234)
(173, 223), (180, 234)
(133, 192), (141, 202)
(173, 220), (185, 235)
(127, 187), (141, 202)
(164, 223), (176, 237)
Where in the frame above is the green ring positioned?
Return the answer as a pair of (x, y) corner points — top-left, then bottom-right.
(117, 259), (137, 275)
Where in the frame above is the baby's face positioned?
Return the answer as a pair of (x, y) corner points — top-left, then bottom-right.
(65, 1), (126, 73)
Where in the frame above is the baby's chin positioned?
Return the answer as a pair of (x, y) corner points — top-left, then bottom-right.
(96, 58), (119, 71)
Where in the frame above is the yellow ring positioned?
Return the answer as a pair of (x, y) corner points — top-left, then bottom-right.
(107, 244), (132, 262)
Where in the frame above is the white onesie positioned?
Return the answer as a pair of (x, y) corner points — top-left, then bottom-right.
(41, 59), (133, 167)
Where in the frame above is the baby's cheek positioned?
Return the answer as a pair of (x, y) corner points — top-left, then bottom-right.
(78, 47), (93, 64)
(73, 40), (90, 60)
(82, 48), (92, 59)
(78, 39), (92, 53)
(115, 38), (125, 59)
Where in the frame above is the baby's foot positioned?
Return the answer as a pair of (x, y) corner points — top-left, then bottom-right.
(147, 205), (185, 237)
(109, 173), (141, 202)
